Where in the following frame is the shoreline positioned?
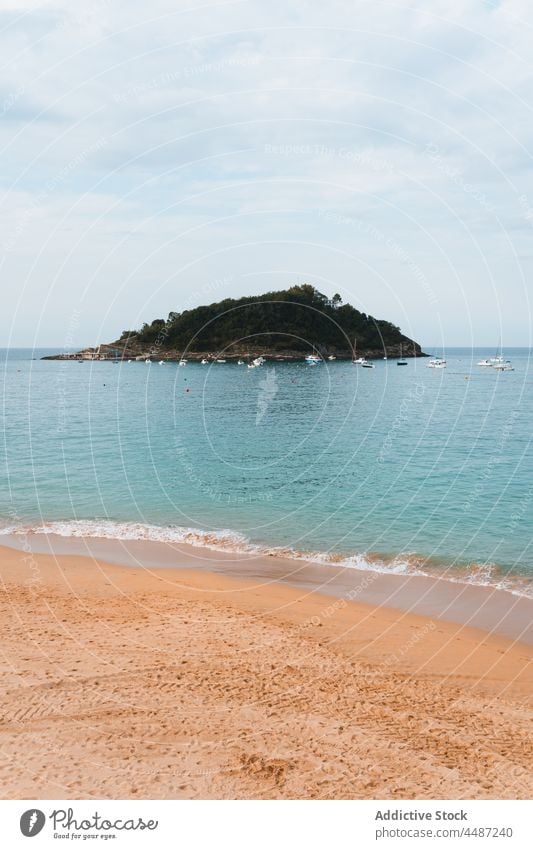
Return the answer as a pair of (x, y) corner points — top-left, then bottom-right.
(2, 532), (532, 645)
(40, 351), (424, 362)
(0, 542), (532, 799)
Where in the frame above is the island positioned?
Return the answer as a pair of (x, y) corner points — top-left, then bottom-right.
(43, 285), (426, 361)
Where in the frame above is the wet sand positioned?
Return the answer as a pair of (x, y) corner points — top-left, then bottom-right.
(0, 541), (532, 799)
(4, 532), (533, 644)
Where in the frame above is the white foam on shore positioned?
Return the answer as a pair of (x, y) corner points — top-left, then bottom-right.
(0, 519), (249, 551)
(0, 518), (531, 598)
(0, 519), (425, 575)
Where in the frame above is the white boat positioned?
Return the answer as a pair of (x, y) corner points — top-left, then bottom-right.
(361, 360), (374, 368)
(201, 359), (209, 365)
(328, 355), (336, 361)
(159, 360), (165, 365)
(178, 360), (187, 366)
(477, 359), (493, 367)
(145, 359), (152, 364)
(491, 356), (514, 369)
(427, 357), (446, 368)
(216, 358), (226, 363)
(247, 357), (264, 369)
(305, 354), (322, 364)
(490, 344), (513, 369)
(237, 359), (245, 365)
(397, 344), (407, 366)
(353, 357), (365, 364)
(487, 340), (510, 368)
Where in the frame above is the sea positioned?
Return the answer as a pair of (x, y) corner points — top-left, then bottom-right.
(1, 347), (532, 596)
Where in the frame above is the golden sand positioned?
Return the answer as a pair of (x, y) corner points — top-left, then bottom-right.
(0, 544), (531, 799)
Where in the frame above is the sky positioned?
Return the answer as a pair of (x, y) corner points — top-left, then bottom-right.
(1, 0), (532, 348)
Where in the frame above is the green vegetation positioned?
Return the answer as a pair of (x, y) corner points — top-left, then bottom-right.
(118, 285), (421, 356)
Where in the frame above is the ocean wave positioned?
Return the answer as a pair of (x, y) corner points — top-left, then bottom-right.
(0, 519), (249, 551)
(0, 519), (531, 598)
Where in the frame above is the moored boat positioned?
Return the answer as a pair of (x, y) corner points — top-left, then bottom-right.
(397, 343), (408, 365)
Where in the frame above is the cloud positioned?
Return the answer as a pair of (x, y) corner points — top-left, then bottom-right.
(1, 0), (532, 345)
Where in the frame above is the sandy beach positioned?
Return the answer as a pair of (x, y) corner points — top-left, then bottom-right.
(0, 541), (532, 800)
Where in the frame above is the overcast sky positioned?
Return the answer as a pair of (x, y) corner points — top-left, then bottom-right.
(1, 0), (532, 348)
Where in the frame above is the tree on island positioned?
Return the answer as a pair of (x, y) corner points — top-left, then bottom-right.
(116, 285), (421, 357)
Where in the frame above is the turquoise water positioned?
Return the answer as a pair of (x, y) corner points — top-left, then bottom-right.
(1, 348), (532, 594)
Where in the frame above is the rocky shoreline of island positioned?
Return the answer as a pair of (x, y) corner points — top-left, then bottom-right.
(42, 341), (425, 362)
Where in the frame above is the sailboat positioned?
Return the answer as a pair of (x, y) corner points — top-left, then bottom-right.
(491, 353), (514, 370)
(351, 337), (365, 365)
(397, 343), (407, 365)
(489, 339), (513, 371)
